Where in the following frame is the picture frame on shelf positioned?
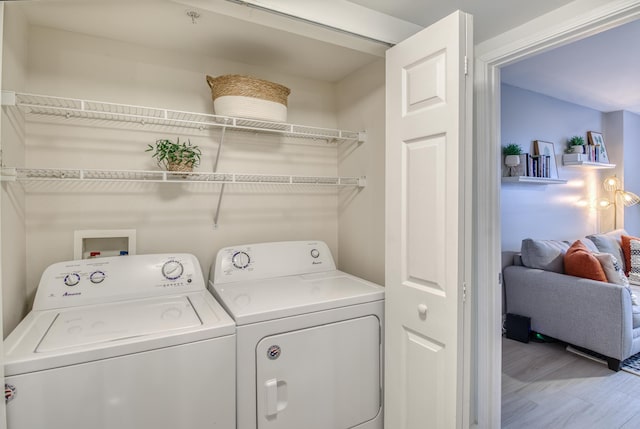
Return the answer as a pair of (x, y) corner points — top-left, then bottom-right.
(587, 131), (610, 163)
(534, 140), (559, 179)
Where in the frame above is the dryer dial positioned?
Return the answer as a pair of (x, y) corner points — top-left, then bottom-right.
(232, 251), (251, 269)
(162, 260), (184, 280)
(64, 273), (81, 287)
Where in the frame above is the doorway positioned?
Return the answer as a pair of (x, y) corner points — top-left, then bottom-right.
(474, 2), (640, 427)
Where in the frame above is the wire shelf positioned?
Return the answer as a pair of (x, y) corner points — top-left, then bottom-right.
(9, 92), (365, 143)
(1, 167), (366, 187)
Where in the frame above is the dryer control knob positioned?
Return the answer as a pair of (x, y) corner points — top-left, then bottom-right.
(64, 273), (81, 287)
(232, 251), (251, 269)
(162, 260), (184, 280)
(310, 249), (320, 258)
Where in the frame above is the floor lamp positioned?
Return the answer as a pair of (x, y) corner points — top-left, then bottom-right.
(597, 176), (640, 229)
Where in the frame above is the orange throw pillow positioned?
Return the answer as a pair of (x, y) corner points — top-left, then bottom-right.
(564, 240), (607, 282)
(622, 235), (640, 276)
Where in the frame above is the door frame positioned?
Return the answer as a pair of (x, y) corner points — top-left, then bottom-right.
(474, 0), (640, 427)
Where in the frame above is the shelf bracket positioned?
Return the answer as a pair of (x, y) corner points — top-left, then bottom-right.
(358, 131), (367, 143)
(213, 124), (228, 228)
(1, 91), (16, 106)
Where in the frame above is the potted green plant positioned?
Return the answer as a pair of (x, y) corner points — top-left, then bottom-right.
(502, 143), (522, 177)
(146, 138), (202, 172)
(566, 136), (585, 154)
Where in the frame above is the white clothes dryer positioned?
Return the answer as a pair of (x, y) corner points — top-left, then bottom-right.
(209, 241), (384, 429)
(4, 254), (236, 429)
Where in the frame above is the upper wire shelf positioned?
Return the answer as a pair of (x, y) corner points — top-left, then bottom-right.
(3, 91), (365, 144)
(0, 167), (366, 187)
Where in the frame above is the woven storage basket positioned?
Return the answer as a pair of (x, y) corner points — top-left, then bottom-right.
(206, 74), (291, 122)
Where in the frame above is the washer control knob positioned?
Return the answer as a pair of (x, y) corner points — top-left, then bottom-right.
(232, 251), (251, 269)
(64, 273), (81, 287)
(310, 249), (320, 259)
(90, 271), (106, 284)
(162, 260), (184, 280)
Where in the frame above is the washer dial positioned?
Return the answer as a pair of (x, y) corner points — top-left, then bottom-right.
(162, 260), (184, 280)
(64, 273), (81, 287)
(90, 271), (106, 284)
(232, 251), (251, 269)
(310, 249), (320, 258)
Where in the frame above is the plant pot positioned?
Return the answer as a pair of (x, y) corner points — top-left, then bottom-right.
(569, 145), (584, 154)
(504, 155), (521, 167)
(167, 161), (194, 173)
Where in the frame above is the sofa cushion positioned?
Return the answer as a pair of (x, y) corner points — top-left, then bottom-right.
(521, 239), (570, 273)
(622, 235), (640, 277)
(586, 229), (628, 272)
(594, 252), (629, 286)
(564, 240), (607, 282)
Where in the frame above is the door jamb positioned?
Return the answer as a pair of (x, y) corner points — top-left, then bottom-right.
(474, 1), (640, 427)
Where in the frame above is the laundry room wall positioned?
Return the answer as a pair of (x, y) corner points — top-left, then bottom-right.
(14, 24), (349, 319)
(336, 59), (385, 286)
(1, 6), (28, 337)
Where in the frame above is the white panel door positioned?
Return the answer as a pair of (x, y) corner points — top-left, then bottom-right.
(385, 10), (472, 429)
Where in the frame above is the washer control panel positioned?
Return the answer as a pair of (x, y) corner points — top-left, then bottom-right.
(211, 241), (336, 285)
(33, 253), (205, 311)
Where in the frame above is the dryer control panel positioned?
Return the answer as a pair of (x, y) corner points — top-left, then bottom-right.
(211, 241), (336, 284)
(33, 253), (206, 310)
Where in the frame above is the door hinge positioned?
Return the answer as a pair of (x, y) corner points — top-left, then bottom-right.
(498, 272), (502, 285)
(462, 282), (467, 302)
(464, 56), (468, 76)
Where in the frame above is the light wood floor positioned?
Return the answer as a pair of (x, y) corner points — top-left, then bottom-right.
(502, 337), (640, 428)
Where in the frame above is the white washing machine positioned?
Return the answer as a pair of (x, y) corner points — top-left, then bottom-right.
(209, 241), (384, 429)
(4, 253), (236, 429)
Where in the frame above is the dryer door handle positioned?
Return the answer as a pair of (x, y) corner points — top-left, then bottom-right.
(264, 378), (288, 417)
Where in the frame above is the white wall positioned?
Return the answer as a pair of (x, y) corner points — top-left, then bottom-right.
(501, 84), (605, 251)
(1, 5), (28, 337)
(336, 58), (385, 286)
(606, 110), (640, 236)
(16, 24), (346, 309)
(603, 111), (624, 231)
(623, 111), (640, 235)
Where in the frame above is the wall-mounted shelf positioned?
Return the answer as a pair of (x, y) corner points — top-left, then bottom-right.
(562, 154), (615, 169)
(501, 176), (567, 185)
(1, 91), (365, 144)
(0, 167), (366, 187)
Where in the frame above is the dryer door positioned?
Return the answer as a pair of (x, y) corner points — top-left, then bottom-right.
(256, 315), (381, 429)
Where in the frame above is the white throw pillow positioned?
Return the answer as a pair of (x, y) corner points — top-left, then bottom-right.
(595, 252), (639, 305)
(594, 252), (629, 287)
(630, 240), (640, 284)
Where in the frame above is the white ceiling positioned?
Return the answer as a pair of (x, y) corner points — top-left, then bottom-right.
(14, 0), (381, 82)
(12, 0), (640, 116)
(15, 0), (581, 83)
(501, 19), (640, 116)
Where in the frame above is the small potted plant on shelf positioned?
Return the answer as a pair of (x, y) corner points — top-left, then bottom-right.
(146, 138), (201, 172)
(566, 136), (585, 154)
(502, 143), (522, 177)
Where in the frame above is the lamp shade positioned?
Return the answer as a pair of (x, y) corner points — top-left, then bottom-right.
(596, 198), (613, 209)
(604, 176), (621, 191)
(618, 190), (640, 207)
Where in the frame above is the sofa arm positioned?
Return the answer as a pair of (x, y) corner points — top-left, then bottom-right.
(503, 265), (633, 361)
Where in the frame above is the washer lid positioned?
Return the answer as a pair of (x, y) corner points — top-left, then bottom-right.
(4, 291), (235, 376)
(37, 296), (201, 353)
(211, 270), (384, 325)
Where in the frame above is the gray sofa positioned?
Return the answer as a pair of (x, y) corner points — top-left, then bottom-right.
(503, 231), (640, 371)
